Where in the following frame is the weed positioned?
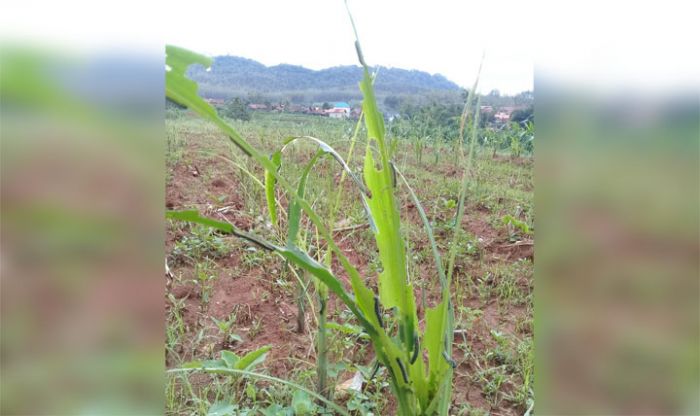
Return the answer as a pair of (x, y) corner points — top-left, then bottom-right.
(173, 224), (229, 264)
(195, 262), (216, 307)
(166, 293), (187, 358)
(476, 365), (509, 405)
(212, 314), (243, 345)
(249, 317), (263, 340)
(501, 214), (531, 241)
(486, 330), (511, 366)
(456, 403), (490, 416)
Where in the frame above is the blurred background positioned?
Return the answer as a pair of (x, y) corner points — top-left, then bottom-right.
(1, 0), (698, 415)
(536, 85), (699, 415)
(533, 2), (699, 414)
(1, 47), (165, 413)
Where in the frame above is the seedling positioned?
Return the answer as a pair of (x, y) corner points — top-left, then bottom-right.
(501, 214), (531, 241)
(211, 314), (243, 345)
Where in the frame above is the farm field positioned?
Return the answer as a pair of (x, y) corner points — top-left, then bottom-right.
(165, 110), (534, 416)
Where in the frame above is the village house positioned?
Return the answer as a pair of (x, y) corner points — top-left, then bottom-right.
(493, 106), (526, 123)
(248, 103), (268, 110)
(324, 101), (351, 119)
(327, 108), (349, 119)
(494, 111), (511, 122)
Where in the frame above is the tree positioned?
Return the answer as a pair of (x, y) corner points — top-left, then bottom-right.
(480, 109), (495, 127)
(513, 91), (534, 105)
(384, 95), (401, 111)
(220, 97), (251, 121)
(511, 105), (533, 124)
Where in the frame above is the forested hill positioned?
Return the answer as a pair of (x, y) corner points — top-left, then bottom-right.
(187, 55), (462, 104)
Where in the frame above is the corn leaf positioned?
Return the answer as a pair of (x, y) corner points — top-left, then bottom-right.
(166, 207), (383, 355)
(166, 45), (253, 157)
(166, 209), (274, 251)
(220, 351), (240, 368)
(275, 246), (376, 335)
(235, 345), (271, 371)
(275, 135), (376, 235)
(166, 210), (232, 233)
(281, 135), (371, 199)
(423, 375), (451, 416)
(287, 150), (324, 246)
(359, 60), (407, 317)
(265, 151), (281, 226)
(425, 302), (448, 389)
(166, 47), (371, 301)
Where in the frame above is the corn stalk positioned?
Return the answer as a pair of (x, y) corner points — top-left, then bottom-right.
(166, 6), (482, 412)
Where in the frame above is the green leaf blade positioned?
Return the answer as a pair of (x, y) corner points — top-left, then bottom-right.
(235, 345), (271, 371)
(265, 151), (282, 226)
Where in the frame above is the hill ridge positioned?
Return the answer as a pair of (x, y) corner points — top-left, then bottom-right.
(188, 55), (462, 103)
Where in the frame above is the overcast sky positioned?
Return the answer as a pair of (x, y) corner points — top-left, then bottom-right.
(1, 0), (533, 94)
(161, 0), (535, 95)
(2, 0), (697, 95)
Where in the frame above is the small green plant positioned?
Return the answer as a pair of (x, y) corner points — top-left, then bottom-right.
(241, 246), (266, 269)
(432, 141), (441, 166)
(509, 131), (522, 158)
(501, 214), (531, 240)
(346, 390), (379, 415)
(195, 263), (216, 306)
(249, 317), (263, 340)
(173, 224), (229, 263)
(166, 293), (187, 357)
(166, 123), (186, 166)
(291, 389), (317, 415)
(519, 121), (534, 154)
(479, 366), (508, 405)
(486, 330), (511, 366)
(505, 337), (534, 410)
(211, 314), (243, 345)
(456, 306), (482, 331)
(413, 136), (425, 165)
(186, 346), (272, 373)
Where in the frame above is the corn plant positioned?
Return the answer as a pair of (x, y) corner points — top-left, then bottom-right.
(510, 127), (522, 158)
(413, 135), (426, 165)
(519, 120), (535, 155)
(165, 6), (482, 414)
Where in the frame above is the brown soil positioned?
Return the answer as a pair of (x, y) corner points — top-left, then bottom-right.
(166, 147), (533, 415)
